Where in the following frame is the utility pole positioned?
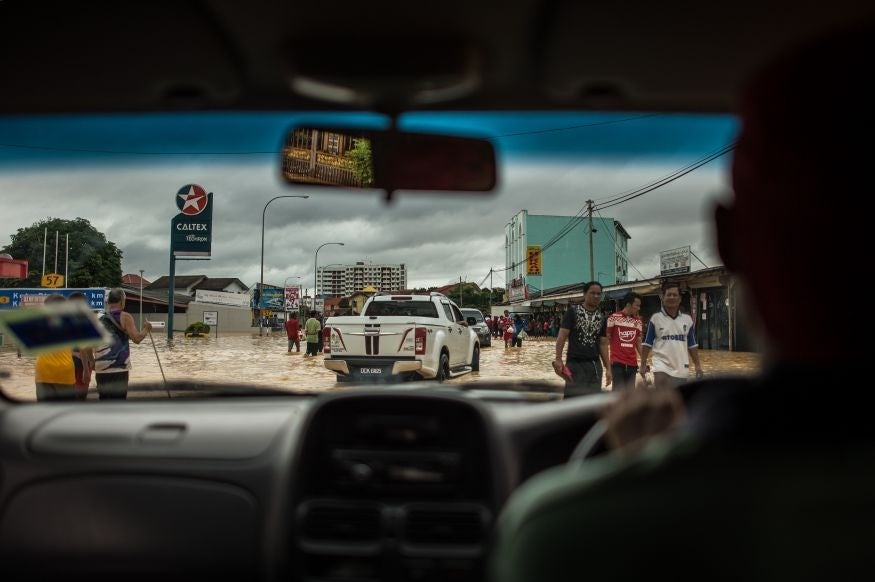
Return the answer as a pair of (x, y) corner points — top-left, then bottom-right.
(459, 276), (463, 307)
(139, 269), (145, 327)
(489, 268), (493, 313)
(587, 199), (594, 282)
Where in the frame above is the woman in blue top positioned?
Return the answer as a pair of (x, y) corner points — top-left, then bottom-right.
(93, 288), (152, 399)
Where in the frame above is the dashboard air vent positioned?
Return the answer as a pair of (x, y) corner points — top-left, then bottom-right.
(403, 505), (489, 545)
(301, 502), (383, 542)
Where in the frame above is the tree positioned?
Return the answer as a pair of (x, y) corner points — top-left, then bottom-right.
(347, 138), (374, 187)
(1, 217), (123, 288)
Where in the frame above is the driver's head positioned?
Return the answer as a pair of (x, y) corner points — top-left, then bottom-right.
(716, 22), (871, 364)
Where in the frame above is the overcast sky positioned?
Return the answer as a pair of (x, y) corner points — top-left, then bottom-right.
(0, 112), (737, 292)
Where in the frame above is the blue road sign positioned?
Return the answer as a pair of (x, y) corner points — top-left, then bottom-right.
(0, 288), (106, 310)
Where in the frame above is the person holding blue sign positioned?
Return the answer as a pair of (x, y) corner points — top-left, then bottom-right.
(33, 294), (77, 401)
(69, 292), (95, 399)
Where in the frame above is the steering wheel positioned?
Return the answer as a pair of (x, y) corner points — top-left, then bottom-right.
(567, 419), (609, 464)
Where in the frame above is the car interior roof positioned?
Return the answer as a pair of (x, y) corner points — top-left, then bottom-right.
(2, 0), (873, 115)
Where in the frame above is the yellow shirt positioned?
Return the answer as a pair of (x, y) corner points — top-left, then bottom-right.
(35, 349), (75, 385)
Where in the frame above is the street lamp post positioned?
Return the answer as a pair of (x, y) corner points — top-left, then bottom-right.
(314, 242), (345, 309)
(139, 269), (145, 327)
(260, 195), (309, 335)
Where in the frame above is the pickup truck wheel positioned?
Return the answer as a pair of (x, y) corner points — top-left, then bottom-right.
(471, 345), (480, 372)
(437, 353), (450, 383)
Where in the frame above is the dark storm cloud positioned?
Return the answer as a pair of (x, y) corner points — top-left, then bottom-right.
(1, 154), (730, 290)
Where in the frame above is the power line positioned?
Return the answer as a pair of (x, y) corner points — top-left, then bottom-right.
(490, 113), (665, 139)
(595, 143), (736, 211)
(590, 144), (733, 206)
(593, 208), (647, 280)
(690, 249), (709, 269)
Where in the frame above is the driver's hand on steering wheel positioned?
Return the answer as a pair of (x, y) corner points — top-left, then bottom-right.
(602, 388), (686, 455)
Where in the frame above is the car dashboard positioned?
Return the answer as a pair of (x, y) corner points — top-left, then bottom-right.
(0, 386), (608, 581)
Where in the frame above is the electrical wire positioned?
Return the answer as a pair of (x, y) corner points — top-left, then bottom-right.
(595, 143), (735, 211)
(490, 113), (664, 139)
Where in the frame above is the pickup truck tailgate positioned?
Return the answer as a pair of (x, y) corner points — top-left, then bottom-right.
(325, 317), (419, 358)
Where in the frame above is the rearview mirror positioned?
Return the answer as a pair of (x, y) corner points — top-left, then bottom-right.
(281, 126), (496, 199)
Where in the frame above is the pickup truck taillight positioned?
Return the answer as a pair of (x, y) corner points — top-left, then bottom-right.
(415, 327), (426, 355)
(322, 326), (332, 353)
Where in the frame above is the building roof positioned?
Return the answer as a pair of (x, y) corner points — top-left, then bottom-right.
(145, 276), (249, 293)
(146, 275), (206, 290)
(614, 220), (631, 240)
(193, 277), (248, 292)
(120, 284), (191, 308)
(122, 273), (151, 286)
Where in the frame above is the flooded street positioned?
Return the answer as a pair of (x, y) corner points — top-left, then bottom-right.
(1, 334), (760, 401)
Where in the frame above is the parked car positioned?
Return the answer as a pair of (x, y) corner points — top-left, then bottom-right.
(461, 307), (491, 347)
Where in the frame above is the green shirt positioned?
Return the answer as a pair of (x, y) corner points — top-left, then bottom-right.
(304, 317), (321, 342)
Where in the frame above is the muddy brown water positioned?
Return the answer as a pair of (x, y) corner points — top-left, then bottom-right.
(1, 334), (760, 401)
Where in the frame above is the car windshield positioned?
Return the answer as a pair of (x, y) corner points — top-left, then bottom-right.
(0, 110), (760, 401)
(363, 300), (439, 318)
(462, 310), (484, 323)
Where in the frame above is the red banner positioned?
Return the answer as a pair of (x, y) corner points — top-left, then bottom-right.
(0, 258), (28, 279)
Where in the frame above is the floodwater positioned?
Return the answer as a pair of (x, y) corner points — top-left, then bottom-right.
(0, 333), (760, 401)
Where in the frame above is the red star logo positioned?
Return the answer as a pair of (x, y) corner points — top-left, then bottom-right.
(177, 184), (208, 216)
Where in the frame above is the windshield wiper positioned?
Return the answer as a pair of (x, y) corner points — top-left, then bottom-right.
(125, 381), (317, 399)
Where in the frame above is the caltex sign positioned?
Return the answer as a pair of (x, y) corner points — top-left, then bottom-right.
(171, 184), (213, 257)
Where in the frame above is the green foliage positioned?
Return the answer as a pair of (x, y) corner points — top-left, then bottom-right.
(347, 138), (374, 187)
(448, 284), (504, 313)
(1, 217), (122, 288)
(186, 321), (211, 334)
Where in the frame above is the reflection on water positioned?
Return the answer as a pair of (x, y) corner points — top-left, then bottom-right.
(0, 334), (760, 401)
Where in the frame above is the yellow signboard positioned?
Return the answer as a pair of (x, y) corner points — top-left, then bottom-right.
(41, 273), (64, 288)
(526, 245), (542, 276)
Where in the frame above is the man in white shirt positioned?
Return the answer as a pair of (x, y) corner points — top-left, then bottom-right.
(640, 283), (703, 389)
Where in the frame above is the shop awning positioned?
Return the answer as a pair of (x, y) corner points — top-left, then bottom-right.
(603, 289), (629, 301)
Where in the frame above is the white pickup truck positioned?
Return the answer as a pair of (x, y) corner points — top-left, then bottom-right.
(322, 293), (480, 382)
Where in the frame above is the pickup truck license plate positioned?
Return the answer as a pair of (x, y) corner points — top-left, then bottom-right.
(360, 368), (383, 374)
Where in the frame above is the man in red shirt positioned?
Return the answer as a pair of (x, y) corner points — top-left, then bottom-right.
(285, 312), (301, 353)
(606, 292), (643, 391)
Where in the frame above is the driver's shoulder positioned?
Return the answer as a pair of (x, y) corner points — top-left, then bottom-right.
(498, 430), (698, 534)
